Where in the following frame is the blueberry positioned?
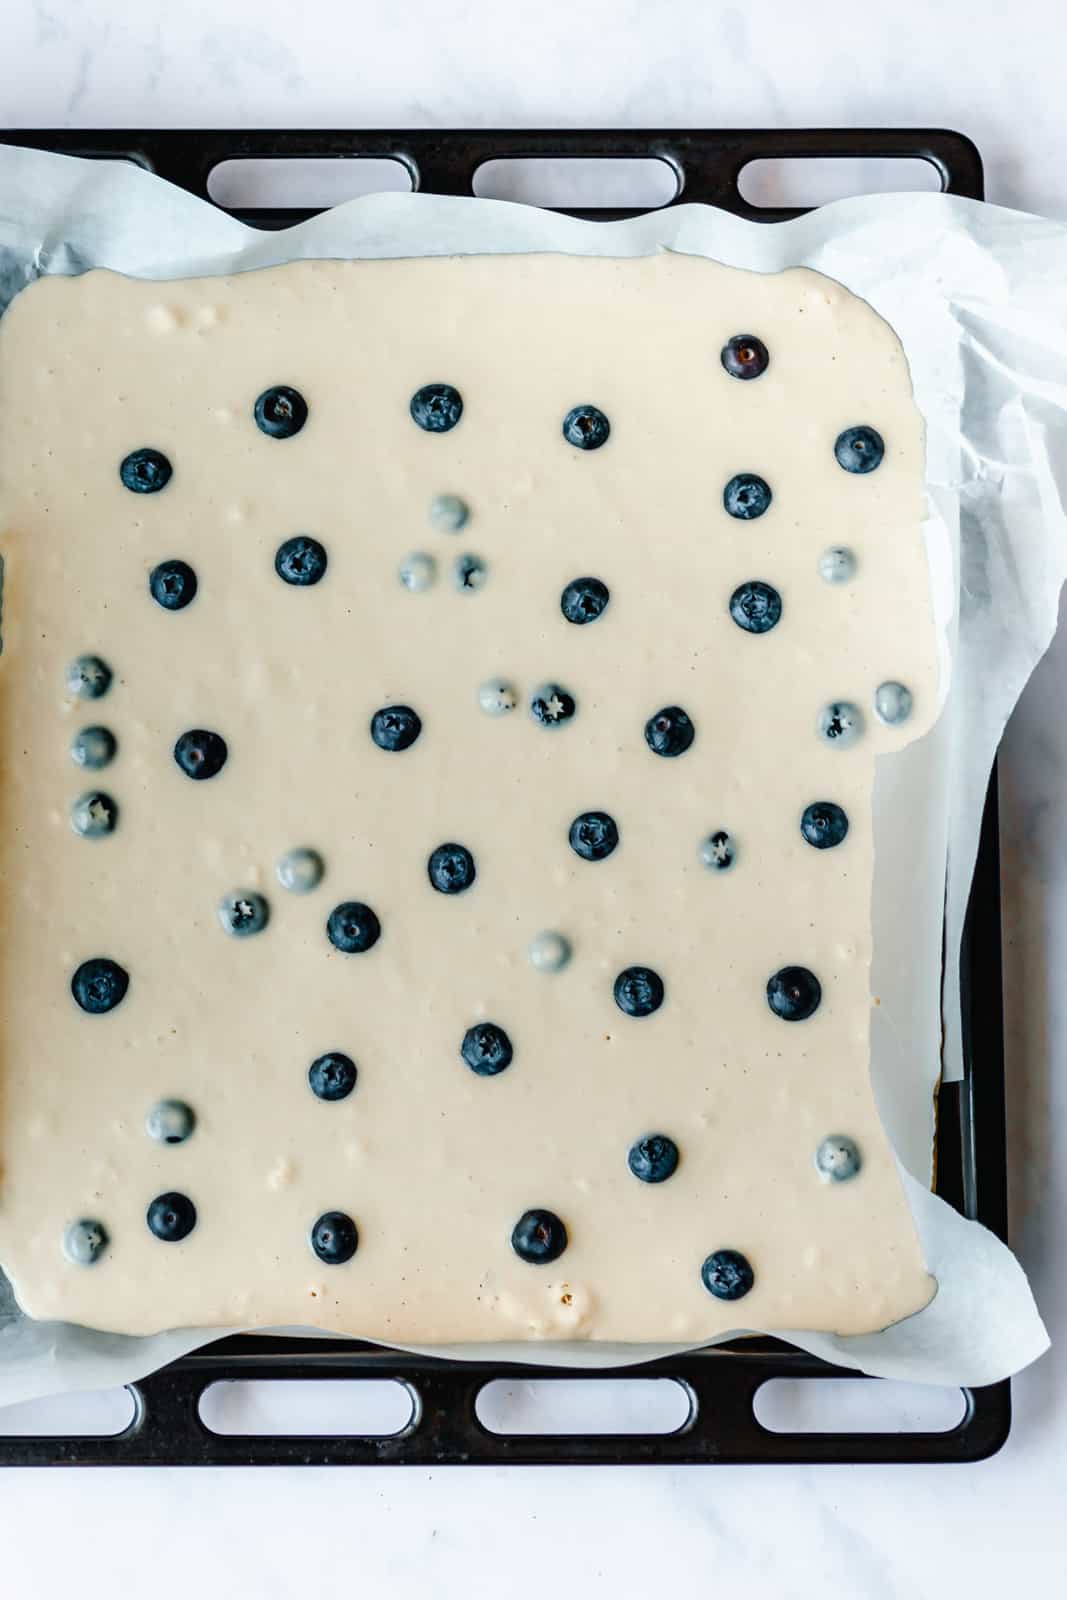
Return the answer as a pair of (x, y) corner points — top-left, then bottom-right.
(63, 1219), (109, 1266)
(430, 493), (469, 532)
(700, 1248), (754, 1301)
(399, 551), (437, 592)
(147, 1191), (197, 1242)
(644, 705), (694, 758)
(410, 383), (463, 433)
(308, 1051), (358, 1101)
(370, 704), (422, 752)
(461, 1023), (513, 1076)
(274, 535), (328, 587)
(70, 790), (118, 839)
(70, 725), (117, 770)
(562, 405), (610, 450)
(699, 830), (735, 871)
(217, 890), (270, 937)
(174, 728), (228, 780)
(120, 448), (172, 494)
(834, 425), (884, 474)
(310, 1210), (358, 1264)
(478, 679), (518, 716)
(766, 966), (822, 1022)
(613, 966), (664, 1018)
(818, 546), (856, 584)
(730, 581), (782, 634)
(428, 843), (476, 895)
(253, 386), (308, 440)
(511, 1208), (568, 1264)
(723, 473), (772, 520)
(530, 683), (576, 728)
(627, 1134), (679, 1184)
(67, 654), (112, 700)
(568, 810), (619, 862)
(816, 702), (863, 749)
(560, 576), (610, 625)
(71, 957), (128, 1015)
(149, 559), (198, 611)
(815, 1134), (862, 1182)
(326, 901), (382, 953)
(874, 681), (913, 726)
(721, 334), (769, 381)
(453, 552), (487, 591)
(145, 1099), (196, 1145)
(800, 801), (849, 850)
(276, 847), (325, 894)
(529, 930), (571, 972)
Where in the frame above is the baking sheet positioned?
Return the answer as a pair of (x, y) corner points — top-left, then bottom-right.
(0, 145), (1059, 1398)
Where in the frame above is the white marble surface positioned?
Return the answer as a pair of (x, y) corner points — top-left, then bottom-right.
(1, 0), (1064, 1594)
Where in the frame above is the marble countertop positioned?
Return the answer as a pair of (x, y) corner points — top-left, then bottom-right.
(1, 0), (1064, 1594)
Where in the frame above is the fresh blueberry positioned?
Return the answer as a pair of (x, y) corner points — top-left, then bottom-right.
(71, 957), (128, 1015)
(149, 559), (198, 611)
(511, 1208), (568, 1264)
(70, 725), (117, 770)
(275, 535), (327, 587)
(478, 678), (518, 716)
(310, 1210), (359, 1264)
(560, 576), (610, 625)
(529, 930), (571, 972)
(173, 728), (228, 780)
(398, 551), (437, 592)
(429, 493), (469, 532)
(460, 1023), (513, 1076)
(63, 1219), (109, 1266)
(723, 473), (772, 520)
(308, 1051), (358, 1102)
(730, 581), (782, 634)
(699, 830), (735, 871)
(276, 847), (325, 894)
(145, 1099), (196, 1145)
(253, 386), (308, 440)
(721, 334), (769, 380)
(370, 704), (422, 752)
(530, 683), (576, 728)
(67, 654), (112, 700)
(627, 1134), (679, 1184)
(800, 801), (849, 850)
(410, 384), (463, 433)
(562, 405), (610, 450)
(71, 790), (118, 839)
(644, 705), (695, 758)
(766, 966), (822, 1022)
(818, 546), (856, 584)
(817, 702), (864, 749)
(568, 811), (619, 862)
(146, 1191), (197, 1242)
(700, 1248), (754, 1301)
(326, 901), (382, 953)
(613, 966), (665, 1018)
(834, 425), (884, 474)
(815, 1134), (862, 1182)
(874, 681), (913, 726)
(217, 890), (270, 937)
(427, 843), (476, 895)
(453, 552), (487, 591)
(120, 447), (172, 494)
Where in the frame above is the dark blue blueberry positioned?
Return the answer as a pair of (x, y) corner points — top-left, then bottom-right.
(120, 448), (172, 494)
(310, 1210), (358, 1264)
(67, 654), (112, 700)
(644, 706), (694, 758)
(721, 334), (769, 380)
(530, 683), (576, 728)
(460, 1023), (513, 1077)
(146, 1191), (197, 1243)
(834, 425), (884, 474)
(766, 966), (822, 1022)
(729, 580), (782, 634)
(627, 1134), (680, 1184)
(560, 576), (610, 625)
(275, 535), (327, 586)
(63, 1218), (109, 1266)
(511, 1208), (568, 1264)
(410, 383), (463, 433)
(308, 1051), (358, 1102)
(568, 810), (619, 862)
(613, 966), (665, 1018)
(173, 728), (228, 780)
(149, 559), (198, 611)
(71, 957), (128, 1015)
(253, 386), (308, 439)
(370, 704), (422, 752)
(145, 1099), (196, 1145)
(217, 891), (270, 938)
(699, 830), (735, 871)
(562, 405), (610, 450)
(723, 473), (772, 520)
(428, 843), (476, 895)
(700, 1248), (754, 1301)
(326, 901), (381, 954)
(71, 790), (118, 839)
(70, 725), (117, 770)
(800, 801), (849, 850)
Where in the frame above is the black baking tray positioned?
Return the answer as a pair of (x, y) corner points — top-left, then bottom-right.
(0, 125), (1006, 1466)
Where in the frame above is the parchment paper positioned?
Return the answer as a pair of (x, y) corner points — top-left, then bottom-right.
(0, 145), (1059, 1400)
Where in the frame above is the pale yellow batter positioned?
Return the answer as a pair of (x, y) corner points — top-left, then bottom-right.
(0, 253), (938, 1341)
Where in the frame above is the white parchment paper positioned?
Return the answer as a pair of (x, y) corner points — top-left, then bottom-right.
(0, 146), (1060, 1400)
